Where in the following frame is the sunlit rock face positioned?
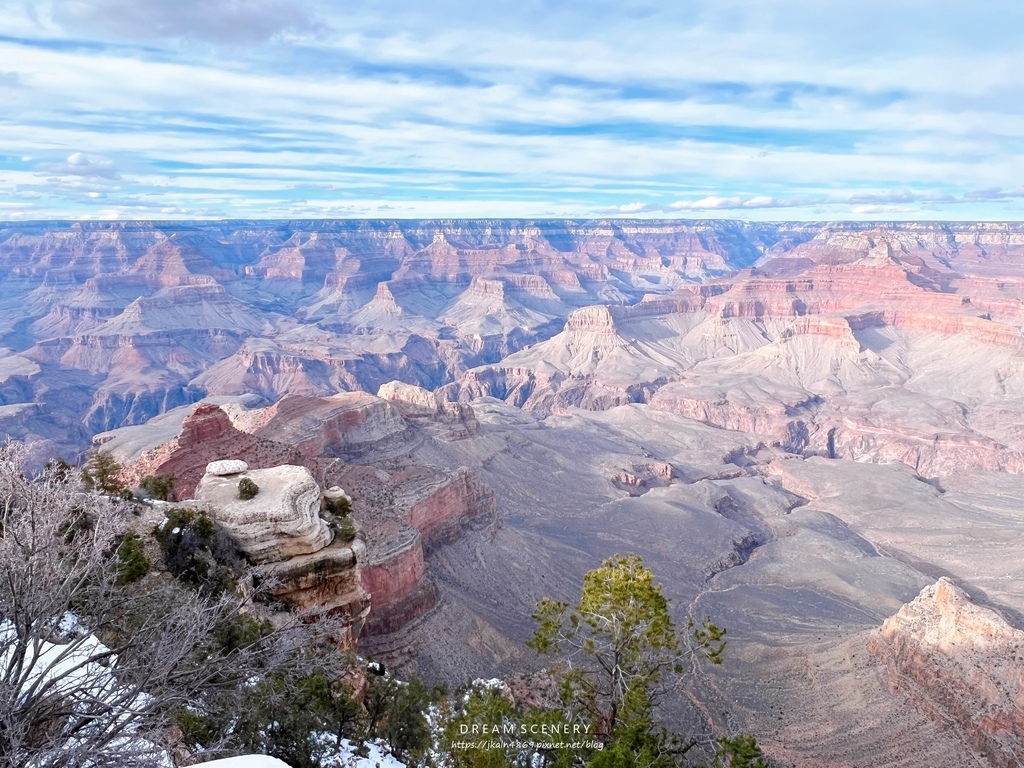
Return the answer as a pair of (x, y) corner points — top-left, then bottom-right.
(193, 459), (371, 647)
(870, 578), (1024, 767)
(195, 462), (333, 563)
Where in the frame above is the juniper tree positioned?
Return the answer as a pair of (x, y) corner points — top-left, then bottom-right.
(529, 553), (726, 757)
(81, 449), (129, 497)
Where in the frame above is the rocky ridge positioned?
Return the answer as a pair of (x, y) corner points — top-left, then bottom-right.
(115, 390), (495, 641)
(869, 578), (1024, 767)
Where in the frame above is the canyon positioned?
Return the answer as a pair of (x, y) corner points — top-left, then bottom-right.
(4, 219), (1024, 765)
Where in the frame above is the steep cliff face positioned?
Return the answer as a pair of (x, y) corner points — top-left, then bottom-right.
(359, 533), (439, 635)
(869, 578), (1024, 767)
(352, 463), (495, 637)
(402, 467), (496, 544)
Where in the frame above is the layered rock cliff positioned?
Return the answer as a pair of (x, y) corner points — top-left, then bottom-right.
(869, 578), (1024, 767)
(111, 392), (496, 642)
(193, 459), (371, 648)
(8, 219), (1024, 463)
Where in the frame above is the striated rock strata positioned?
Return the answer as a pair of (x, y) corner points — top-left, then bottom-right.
(869, 578), (1024, 767)
(194, 462), (333, 562)
(193, 460), (370, 646)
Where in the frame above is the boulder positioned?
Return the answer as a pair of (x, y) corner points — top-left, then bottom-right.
(206, 459), (248, 476)
(195, 464), (333, 563)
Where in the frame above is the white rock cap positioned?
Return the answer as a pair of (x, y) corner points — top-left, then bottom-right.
(206, 459), (249, 476)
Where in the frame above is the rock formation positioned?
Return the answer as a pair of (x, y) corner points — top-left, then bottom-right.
(118, 402), (301, 498)
(195, 461), (333, 562)
(111, 392), (494, 643)
(193, 459), (370, 646)
(869, 578), (1024, 767)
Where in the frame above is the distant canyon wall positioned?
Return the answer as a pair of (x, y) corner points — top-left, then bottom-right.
(7, 219), (1024, 476)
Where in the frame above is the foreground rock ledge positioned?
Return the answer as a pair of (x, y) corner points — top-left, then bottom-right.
(194, 461), (370, 647)
(869, 577), (1024, 767)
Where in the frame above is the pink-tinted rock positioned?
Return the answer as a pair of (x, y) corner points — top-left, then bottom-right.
(869, 578), (1024, 767)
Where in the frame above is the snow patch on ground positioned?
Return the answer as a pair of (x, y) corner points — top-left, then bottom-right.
(335, 739), (408, 768)
(192, 758), (293, 768)
(193, 740), (407, 768)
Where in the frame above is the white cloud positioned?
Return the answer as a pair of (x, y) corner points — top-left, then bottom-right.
(39, 152), (121, 181)
(0, 2), (1022, 219)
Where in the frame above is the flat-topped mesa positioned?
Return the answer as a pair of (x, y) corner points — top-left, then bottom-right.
(377, 380), (479, 438)
(195, 462), (333, 563)
(466, 275), (506, 299)
(502, 273), (559, 300)
(869, 578), (1024, 767)
(564, 304), (618, 334)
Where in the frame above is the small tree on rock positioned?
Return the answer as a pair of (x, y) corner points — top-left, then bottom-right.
(81, 449), (129, 498)
(139, 473), (175, 501)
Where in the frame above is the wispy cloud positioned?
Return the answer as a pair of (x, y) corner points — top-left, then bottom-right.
(41, 152), (121, 180)
(0, 1), (1022, 219)
(612, 188), (1024, 217)
(51, 0), (322, 44)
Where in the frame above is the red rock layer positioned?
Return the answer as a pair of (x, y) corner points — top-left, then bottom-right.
(406, 468), (495, 543)
(359, 537), (440, 635)
(126, 403), (299, 497)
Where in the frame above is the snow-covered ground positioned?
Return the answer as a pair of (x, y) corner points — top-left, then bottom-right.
(192, 740), (407, 768)
(192, 758), (292, 768)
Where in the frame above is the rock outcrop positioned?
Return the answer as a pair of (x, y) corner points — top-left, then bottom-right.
(377, 380), (479, 437)
(124, 402), (301, 497)
(195, 462), (333, 562)
(193, 459), (370, 646)
(401, 467), (495, 544)
(113, 393), (494, 643)
(869, 578), (1024, 767)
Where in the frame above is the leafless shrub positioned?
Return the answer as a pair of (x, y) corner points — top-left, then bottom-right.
(0, 441), (349, 768)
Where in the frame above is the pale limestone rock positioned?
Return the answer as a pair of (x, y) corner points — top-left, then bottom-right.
(870, 578), (1024, 766)
(323, 485), (351, 504)
(195, 464), (332, 563)
(377, 380), (439, 414)
(205, 459), (249, 476)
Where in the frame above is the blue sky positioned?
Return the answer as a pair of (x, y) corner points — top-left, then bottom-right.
(1, 0), (1023, 220)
